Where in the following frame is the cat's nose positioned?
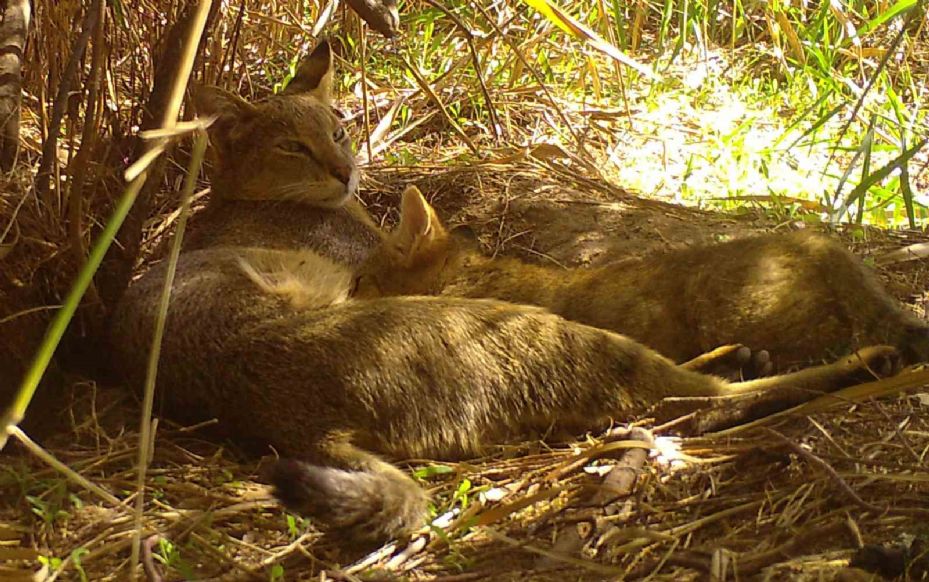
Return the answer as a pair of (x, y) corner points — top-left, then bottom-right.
(332, 165), (352, 185)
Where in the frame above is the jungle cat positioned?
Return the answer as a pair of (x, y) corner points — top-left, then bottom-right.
(355, 186), (929, 371)
(110, 42), (901, 549)
(181, 41), (380, 265)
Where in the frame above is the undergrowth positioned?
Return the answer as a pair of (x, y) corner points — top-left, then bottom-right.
(3, 0), (929, 579)
(323, 0), (929, 225)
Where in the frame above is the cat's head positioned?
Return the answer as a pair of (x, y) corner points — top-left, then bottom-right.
(193, 39), (358, 208)
(353, 186), (476, 298)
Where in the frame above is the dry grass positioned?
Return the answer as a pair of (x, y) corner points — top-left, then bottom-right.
(3, 0), (929, 580)
(4, 157), (929, 580)
(1, 343), (927, 580)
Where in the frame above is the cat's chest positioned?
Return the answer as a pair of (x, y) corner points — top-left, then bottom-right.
(184, 201), (380, 267)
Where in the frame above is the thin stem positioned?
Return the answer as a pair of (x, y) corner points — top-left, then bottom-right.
(8, 425), (127, 508)
(129, 128), (208, 580)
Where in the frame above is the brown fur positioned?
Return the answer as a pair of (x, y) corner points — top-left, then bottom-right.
(183, 40), (380, 266)
(110, 49), (902, 548)
(113, 249), (898, 545)
(357, 186), (929, 370)
(192, 41), (355, 208)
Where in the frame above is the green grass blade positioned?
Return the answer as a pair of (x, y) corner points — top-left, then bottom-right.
(898, 134), (917, 228)
(830, 140), (868, 218)
(0, 174), (147, 449)
(861, 0), (918, 35)
(773, 89), (834, 149)
(832, 115), (875, 221)
(784, 101), (844, 152)
(823, 12), (910, 173)
(839, 137), (927, 222)
(856, 118), (876, 224)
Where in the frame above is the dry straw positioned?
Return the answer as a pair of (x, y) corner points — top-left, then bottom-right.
(2, 0), (928, 579)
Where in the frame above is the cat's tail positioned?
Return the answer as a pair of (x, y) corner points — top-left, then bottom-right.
(270, 458), (428, 547)
(899, 321), (929, 365)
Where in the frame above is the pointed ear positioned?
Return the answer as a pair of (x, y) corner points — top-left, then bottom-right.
(191, 84), (257, 120)
(283, 39), (333, 102)
(190, 85), (257, 151)
(394, 186), (443, 256)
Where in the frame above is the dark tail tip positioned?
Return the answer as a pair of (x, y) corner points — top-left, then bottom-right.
(900, 323), (929, 365)
(269, 459), (320, 511)
(270, 459), (427, 547)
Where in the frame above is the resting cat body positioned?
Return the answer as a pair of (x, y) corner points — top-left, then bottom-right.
(356, 186), (929, 370)
(110, 42), (901, 548)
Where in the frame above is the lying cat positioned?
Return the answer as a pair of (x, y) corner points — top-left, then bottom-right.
(355, 186), (929, 371)
(110, 43), (905, 549)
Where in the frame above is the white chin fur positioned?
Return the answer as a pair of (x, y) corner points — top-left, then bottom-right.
(307, 174), (358, 208)
(346, 170), (360, 200)
(318, 188), (353, 208)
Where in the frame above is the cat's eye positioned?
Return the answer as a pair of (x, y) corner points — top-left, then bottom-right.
(333, 127), (346, 142)
(278, 140), (311, 155)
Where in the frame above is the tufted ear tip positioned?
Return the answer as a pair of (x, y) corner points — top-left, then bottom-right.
(282, 39), (334, 101)
(393, 185), (447, 255)
(400, 185), (426, 210)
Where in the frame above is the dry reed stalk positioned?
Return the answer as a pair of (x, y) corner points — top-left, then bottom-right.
(3, 1), (928, 580)
(127, 2), (214, 577)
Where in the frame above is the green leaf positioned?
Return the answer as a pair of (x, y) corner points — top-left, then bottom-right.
(899, 134), (917, 228)
(862, 0), (918, 35)
(71, 547), (90, 582)
(522, 0), (658, 79)
(286, 514), (299, 537)
(839, 138), (927, 221)
(413, 464), (454, 479)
